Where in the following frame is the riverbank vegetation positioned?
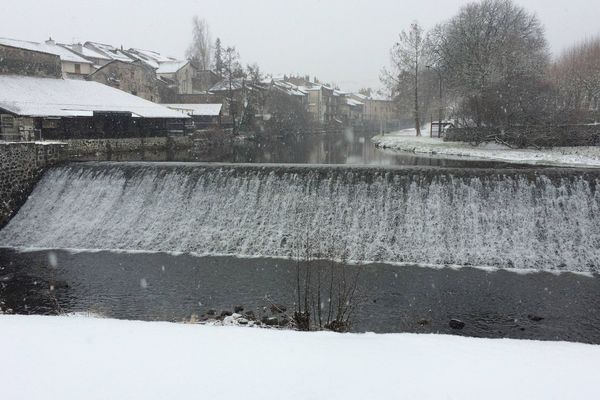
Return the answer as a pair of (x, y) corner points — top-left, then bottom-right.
(382, 0), (600, 148)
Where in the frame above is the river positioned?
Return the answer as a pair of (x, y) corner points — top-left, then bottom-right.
(1, 131), (598, 343)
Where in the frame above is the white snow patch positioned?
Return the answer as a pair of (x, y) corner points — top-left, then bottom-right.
(373, 128), (600, 168)
(0, 315), (598, 400)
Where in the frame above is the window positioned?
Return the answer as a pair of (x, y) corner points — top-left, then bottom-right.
(0, 114), (15, 133)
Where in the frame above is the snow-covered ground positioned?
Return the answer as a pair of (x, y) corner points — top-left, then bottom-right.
(373, 128), (600, 167)
(1, 315), (598, 400)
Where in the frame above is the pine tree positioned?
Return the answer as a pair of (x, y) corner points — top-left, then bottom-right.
(214, 38), (224, 76)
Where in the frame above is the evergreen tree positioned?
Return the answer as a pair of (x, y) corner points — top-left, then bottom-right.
(214, 38), (224, 76)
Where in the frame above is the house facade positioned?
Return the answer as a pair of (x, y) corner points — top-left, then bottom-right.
(0, 37), (94, 79)
(88, 60), (162, 102)
(0, 43), (62, 79)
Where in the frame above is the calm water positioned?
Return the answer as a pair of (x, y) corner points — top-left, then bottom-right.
(1, 248), (598, 344)
(78, 131), (525, 168)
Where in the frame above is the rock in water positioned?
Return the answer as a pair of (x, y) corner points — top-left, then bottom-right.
(449, 319), (465, 330)
(527, 314), (544, 322)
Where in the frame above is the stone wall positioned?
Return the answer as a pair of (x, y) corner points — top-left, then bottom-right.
(0, 136), (195, 226)
(88, 60), (162, 102)
(0, 44), (62, 78)
(0, 142), (67, 228)
(63, 135), (193, 156)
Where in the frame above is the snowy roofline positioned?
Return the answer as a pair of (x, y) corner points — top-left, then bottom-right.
(156, 60), (190, 74)
(0, 75), (188, 119)
(162, 103), (223, 116)
(0, 37), (93, 64)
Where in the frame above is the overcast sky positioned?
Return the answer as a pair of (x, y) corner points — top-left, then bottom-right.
(1, 0), (599, 91)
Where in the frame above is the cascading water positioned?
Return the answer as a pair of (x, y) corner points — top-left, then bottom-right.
(1, 162), (599, 273)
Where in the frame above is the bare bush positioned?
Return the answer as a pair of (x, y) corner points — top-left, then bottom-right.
(290, 231), (363, 333)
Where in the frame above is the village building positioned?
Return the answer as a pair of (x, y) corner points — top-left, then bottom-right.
(270, 79), (309, 107)
(193, 70), (222, 93)
(206, 78), (247, 124)
(162, 104), (223, 129)
(0, 37), (94, 79)
(87, 60), (163, 102)
(127, 48), (200, 95)
(0, 74), (189, 141)
(340, 97), (365, 125)
(305, 85), (336, 123)
(0, 42), (62, 79)
(82, 42), (135, 64)
(61, 43), (113, 68)
(350, 93), (399, 131)
(156, 61), (196, 94)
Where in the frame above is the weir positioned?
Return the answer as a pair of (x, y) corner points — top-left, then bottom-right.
(1, 162), (600, 273)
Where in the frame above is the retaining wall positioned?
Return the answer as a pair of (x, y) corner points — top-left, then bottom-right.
(0, 142), (67, 227)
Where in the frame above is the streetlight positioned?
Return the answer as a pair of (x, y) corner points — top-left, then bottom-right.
(426, 65), (443, 138)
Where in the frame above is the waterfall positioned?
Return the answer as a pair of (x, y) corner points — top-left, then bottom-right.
(1, 162), (599, 273)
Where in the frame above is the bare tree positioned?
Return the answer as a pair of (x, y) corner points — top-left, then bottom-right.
(550, 36), (600, 121)
(240, 63), (265, 131)
(186, 16), (212, 70)
(430, 0), (549, 128)
(222, 46), (245, 134)
(382, 22), (429, 136)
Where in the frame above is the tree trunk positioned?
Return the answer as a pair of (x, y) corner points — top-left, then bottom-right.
(414, 56), (421, 136)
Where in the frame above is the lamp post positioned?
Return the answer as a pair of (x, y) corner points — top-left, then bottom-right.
(426, 65), (443, 138)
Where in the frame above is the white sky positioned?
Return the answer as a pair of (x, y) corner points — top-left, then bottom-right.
(1, 0), (599, 92)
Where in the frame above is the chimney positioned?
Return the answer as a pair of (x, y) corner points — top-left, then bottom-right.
(45, 37), (56, 46)
(73, 42), (83, 54)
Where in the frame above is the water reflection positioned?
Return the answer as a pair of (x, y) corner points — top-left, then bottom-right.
(78, 131), (524, 168)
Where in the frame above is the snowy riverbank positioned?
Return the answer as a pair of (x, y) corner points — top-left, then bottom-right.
(1, 315), (599, 400)
(373, 128), (600, 167)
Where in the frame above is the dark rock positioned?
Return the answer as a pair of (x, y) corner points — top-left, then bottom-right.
(527, 314), (544, 322)
(220, 310), (233, 317)
(207, 309), (216, 316)
(234, 305), (244, 313)
(417, 319), (430, 326)
(243, 310), (256, 320)
(325, 320), (349, 333)
(262, 316), (279, 326)
(51, 280), (69, 289)
(449, 319), (465, 330)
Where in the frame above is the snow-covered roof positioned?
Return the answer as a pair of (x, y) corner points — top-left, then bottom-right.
(127, 52), (160, 69)
(163, 104), (222, 116)
(129, 48), (178, 64)
(0, 75), (188, 119)
(209, 78), (245, 92)
(346, 98), (364, 107)
(156, 60), (189, 74)
(271, 80), (309, 97)
(61, 43), (111, 61)
(85, 42), (134, 62)
(0, 37), (93, 64)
